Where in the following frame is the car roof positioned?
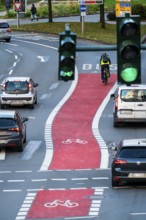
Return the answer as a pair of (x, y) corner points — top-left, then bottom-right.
(3, 77), (30, 82)
(0, 110), (16, 118)
(122, 138), (146, 147)
(118, 84), (146, 90)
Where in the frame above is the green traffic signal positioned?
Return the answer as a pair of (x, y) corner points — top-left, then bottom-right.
(58, 25), (76, 82)
(117, 13), (141, 85)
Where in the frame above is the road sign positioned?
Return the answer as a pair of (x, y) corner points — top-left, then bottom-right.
(78, 0), (103, 5)
(80, 5), (86, 12)
(81, 11), (86, 16)
(14, 2), (22, 11)
(116, 2), (131, 16)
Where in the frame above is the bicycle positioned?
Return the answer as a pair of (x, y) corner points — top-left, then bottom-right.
(62, 139), (88, 144)
(44, 200), (79, 208)
(103, 67), (110, 85)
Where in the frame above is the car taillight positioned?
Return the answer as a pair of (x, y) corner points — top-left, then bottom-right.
(8, 127), (20, 132)
(7, 28), (11, 33)
(114, 159), (127, 164)
(115, 96), (118, 111)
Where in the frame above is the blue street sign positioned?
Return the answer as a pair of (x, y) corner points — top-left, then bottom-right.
(80, 5), (87, 12)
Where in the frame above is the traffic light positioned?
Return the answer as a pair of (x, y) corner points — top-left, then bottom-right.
(58, 24), (76, 81)
(117, 13), (141, 85)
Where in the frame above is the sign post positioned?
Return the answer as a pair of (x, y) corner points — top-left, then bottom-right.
(80, 4), (86, 35)
(14, 1), (22, 28)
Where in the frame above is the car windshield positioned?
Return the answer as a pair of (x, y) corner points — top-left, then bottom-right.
(0, 118), (16, 128)
(5, 81), (29, 94)
(120, 89), (146, 102)
(0, 23), (9, 28)
(119, 147), (146, 158)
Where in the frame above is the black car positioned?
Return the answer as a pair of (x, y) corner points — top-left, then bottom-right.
(0, 110), (28, 152)
(111, 138), (146, 187)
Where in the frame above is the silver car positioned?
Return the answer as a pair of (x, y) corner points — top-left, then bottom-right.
(0, 21), (11, 42)
(0, 77), (39, 109)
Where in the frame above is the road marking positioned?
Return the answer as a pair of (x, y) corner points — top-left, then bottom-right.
(37, 55), (50, 62)
(92, 82), (118, 168)
(40, 67), (78, 171)
(16, 192), (37, 220)
(49, 82), (59, 90)
(20, 141), (42, 160)
(7, 180), (25, 182)
(0, 149), (5, 160)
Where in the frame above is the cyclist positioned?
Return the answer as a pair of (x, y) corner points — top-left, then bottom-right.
(100, 53), (111, 82)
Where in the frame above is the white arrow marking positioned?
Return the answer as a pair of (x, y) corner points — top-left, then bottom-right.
(37, 56), (49, 62)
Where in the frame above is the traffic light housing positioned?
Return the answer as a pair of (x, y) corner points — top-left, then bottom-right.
(58, 24), (76, 81)
(117, 13), (141, 85)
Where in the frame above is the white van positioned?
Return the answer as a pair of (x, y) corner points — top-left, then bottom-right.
(111, 84), (146, 127)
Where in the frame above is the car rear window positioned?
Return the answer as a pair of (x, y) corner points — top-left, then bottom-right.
(5, 81), (29, 94)
(0, 23), (9, 28)
(0, 118), (16, 128)
(120, 89), (146, 102)
(119, 147), (146, 158)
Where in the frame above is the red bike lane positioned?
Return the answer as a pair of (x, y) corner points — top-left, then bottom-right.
(25, 73), (117, 220)
(50, 73), (117, 170)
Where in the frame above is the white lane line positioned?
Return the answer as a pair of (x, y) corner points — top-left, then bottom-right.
(40, 66), (78, 171)
(31, 179), (47, 182)
(20, 141), (41, 160)
(131, 213), (146, 215)
(7, 180), (25, 182)
(0, 149), (6, 160)
(3, 189), (22, 192)
(92, 82), (118, 169)
(15, 192), (37, 220)
(89, 188), (103, 217)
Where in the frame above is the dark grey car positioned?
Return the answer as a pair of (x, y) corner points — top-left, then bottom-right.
(111, 138), (146, 187)
(0, 110), (28, 152)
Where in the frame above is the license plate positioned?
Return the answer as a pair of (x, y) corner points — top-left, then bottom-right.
(120, 111), (132, 115)
(129, 173), (146, 178)
(11, 101), (21, 105)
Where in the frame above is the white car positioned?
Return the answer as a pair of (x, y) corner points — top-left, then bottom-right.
(0, 21), (11, 42)
(0, 77), (39, 109)
(111, 84), (146, 127)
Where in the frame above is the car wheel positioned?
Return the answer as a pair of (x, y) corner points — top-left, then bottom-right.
(30, 103), (34, 109)
(114, 120), (119, 127)
(6, 38), (11, 42)
(23, 133), (26, 143)
(34, 96), (37, 104)
(113, 113), (119, 127)
(17, 142), (23, 152)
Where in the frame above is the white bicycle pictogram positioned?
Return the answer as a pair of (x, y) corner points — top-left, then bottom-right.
(62, 139), (88, 144)
(44, 200), (79, 208)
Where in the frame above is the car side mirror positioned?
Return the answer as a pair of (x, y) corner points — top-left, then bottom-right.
(108, 142), (117, 151)
(22, 117), (28, 123)
(33, 83), (39, 87)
